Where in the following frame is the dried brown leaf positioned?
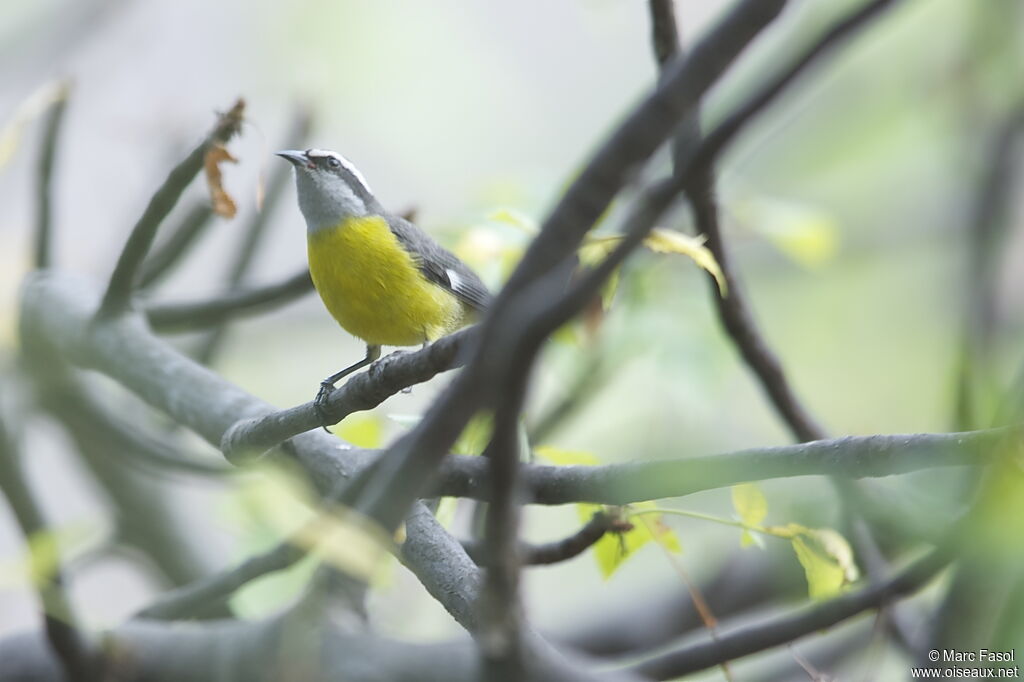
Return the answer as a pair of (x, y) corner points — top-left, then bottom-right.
(205, 143), (238, 219)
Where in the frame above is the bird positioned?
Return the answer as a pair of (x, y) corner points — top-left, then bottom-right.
(277, 148), (492, 425)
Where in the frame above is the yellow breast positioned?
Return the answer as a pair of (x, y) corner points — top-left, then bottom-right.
(307, 215), (465, 347)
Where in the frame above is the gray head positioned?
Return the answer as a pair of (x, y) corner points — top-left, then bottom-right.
(276, 148), (382, 233)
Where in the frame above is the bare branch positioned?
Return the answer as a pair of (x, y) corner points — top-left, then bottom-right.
(954, 103), (1024, 429)
(0, 409), (99, 680)
(629, 547), (950, 680)
(647, 0), (680, 69)
(135, 532), (306, 621)
(221, 325), (475, 457)
(195, 108), (314, 363)
(97, 99), (245, 318)
(477, 384), (529, 679)
(400, 503), (647, 682)
(146, 268), (313, 333)
(401, 502), (483, 631)
(349, 0), (791, 534)
(137, 202), (215, 289)
(682, 0), (910, 442)
(20, 270), (999, 508)
(34, 81), (70, 270)
(463, 511), (620, 566)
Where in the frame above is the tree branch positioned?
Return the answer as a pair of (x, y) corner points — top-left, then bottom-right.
(348, 0), (791, 534)
(463, 511), (621, 566)
(682, 0), (908, 442)
(629, 546), (950, 680)
(221, 325), (476, 457)
(19, 270), (1000, 508)
(137, 202), (215, 289)
(0, 409), (99, 680)
(477, 384), (528, 679)
(34, 80), (70, 270)
(647, 0), (680, 69)
(97, 99), (245, 318)
(195, 107), (313, 364)
(146, 268), (313, 333)
(400, 502), (647, 682)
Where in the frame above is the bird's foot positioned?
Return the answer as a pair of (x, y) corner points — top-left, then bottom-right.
(368, 350), (409, 379)
(314, 381), (336, 433)
(366, 350), (414, 393)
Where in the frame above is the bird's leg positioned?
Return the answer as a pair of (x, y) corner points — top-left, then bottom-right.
(315, 344), (381, 431)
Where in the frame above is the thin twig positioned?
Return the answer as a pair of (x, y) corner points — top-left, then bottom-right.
(195, 108), (313, 363)
(954, 104), (1024, 429)
(684, 0), (908, 442)
(137, 203), (215, 289)
(528, 351), (610, 443)
(97, 99), (245, 318)
(146, 268), (313, 332)
(349, 0), (790, 534)
(0, 409), (98, 680)
(135, 536), (305, 620)
(63, 377), (232, 477)
(462, 511), (620, 566)
(648, 0), (680, 69)
(34, 80), (70, 270)
(629, 546), (950, 680)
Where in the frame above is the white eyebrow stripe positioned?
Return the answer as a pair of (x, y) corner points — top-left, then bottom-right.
(306, 148), (372, 194)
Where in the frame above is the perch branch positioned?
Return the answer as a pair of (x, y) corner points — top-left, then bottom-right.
(19, 272), (1001, 507)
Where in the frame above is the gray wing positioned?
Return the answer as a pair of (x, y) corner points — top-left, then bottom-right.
(387, 215), (492, 314)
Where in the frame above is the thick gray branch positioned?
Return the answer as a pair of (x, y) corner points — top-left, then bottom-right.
(19, 270), (996, 509)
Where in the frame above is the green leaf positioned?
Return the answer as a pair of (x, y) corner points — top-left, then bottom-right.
(731, 483), (768, 547)
(772, 523), (859, 599)
(535, 449), (681, 578)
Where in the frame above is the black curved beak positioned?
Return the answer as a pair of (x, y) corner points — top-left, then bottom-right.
(275, 149), (308, 167)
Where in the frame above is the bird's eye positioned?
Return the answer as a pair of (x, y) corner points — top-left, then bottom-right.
(327, 156), (341, 169)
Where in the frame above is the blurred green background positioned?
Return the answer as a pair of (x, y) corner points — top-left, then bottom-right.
(1, 0), (1022, 678)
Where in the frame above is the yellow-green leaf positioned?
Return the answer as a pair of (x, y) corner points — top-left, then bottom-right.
(733, 195), (840, 269)
(453, 412), (494, 456)
(580, 502), (681, 579)
(331, 413), (383, 448)
(791, 535), (846, 600)
(534, 445), (599, 467)
(292, 505), (392, 584)
(731, 483), (768, 547)
(434, 496), (459, 529)
(772, 523), (859, 599)
(487, 207), (538, 235)
(643, 228), (727, 296)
